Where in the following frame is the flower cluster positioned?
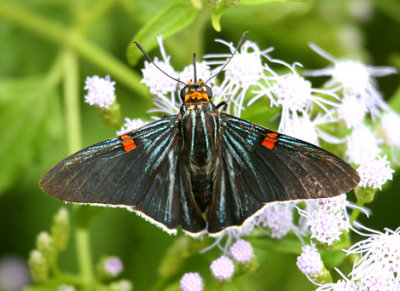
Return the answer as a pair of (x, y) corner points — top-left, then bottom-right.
(296, 243), (324, 277)
(84, 75), (116, 109)
(179, 238), (254, 290)
(299, 195), (351, 245)
(316, 226), (400, 290)
(27, 208), (132, 290)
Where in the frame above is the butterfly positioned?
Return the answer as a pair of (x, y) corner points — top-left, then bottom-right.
(40, 34), (360, 236)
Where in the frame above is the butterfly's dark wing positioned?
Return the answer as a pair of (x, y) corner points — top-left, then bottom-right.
(207, 114), (360, 234)
(40, 116), (206, 234)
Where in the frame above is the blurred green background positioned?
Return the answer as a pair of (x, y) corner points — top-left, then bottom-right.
(0, 0), (399, 290)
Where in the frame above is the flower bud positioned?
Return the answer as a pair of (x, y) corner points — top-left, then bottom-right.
(97, 256), (123, 279)
(36, 232), (56, 265)
(108, 279), (133, 291)
(210, 256), (235, 281)
(28, 250), (48, 282)
(51, 207), (70, 251)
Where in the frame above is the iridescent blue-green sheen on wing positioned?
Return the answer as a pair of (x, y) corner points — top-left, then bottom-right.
(206, 114), (359, 233)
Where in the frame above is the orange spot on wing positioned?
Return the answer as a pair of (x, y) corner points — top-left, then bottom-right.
(121, 135), (136, 152)
(262, 135), (278, 150)
(267, 132), (278, 138)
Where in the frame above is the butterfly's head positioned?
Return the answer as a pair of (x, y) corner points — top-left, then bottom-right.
(180, 80), (212, 103)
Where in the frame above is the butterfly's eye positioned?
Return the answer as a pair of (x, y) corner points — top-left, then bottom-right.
(180, 86), (187, 101)
(206, 86), (212, 99)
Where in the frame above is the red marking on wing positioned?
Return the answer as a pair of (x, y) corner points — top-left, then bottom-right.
(261, 135), (277, 150)
(267, 132), (278, 138)
(121, 135), (136, 152)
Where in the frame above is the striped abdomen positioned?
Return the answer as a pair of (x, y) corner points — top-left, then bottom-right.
(179, 102), (220, 211)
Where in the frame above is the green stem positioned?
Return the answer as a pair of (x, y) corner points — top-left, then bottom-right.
(68, 30), (147, 97)
(350, 201), (364, 225)
(75, 226), (95, 290)
(0, 2), (148, 97)
(63, 48), (82, 153)
(79, 0), (117, 34)
(44, 54), (64, 90)
(62, 46), (94, 290)
(54, 271), (85, 286)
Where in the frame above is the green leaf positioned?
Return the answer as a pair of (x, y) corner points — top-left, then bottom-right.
(248, 233), (303, 254)
(0, 76), (60, 194)
(320, 249), (347, 268)
(390, 87), (400, 113)
(241, 0), (304, 5)
(127, 2), (197, 66)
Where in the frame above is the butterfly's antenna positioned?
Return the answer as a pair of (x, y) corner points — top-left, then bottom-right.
(193, 53), (197, 83)
(205, 31), (248, 84)
(133, 41), (186, 86)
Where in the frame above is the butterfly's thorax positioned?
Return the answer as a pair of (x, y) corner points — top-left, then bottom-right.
(178, 100), (220, 211)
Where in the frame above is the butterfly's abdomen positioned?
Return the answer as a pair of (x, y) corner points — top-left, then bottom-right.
(180, 102), (219, 168)
(179, 102), (220, 211)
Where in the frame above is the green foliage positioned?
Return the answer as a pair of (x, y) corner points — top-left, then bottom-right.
(0, 76), (61, 194)
(127, 2), (197, 66)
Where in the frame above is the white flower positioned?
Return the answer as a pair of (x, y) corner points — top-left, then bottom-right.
(84, 75), (116, 109)
(279, 113), (344, 146)
(257, 203), (296, 239)
(252, 61), (340, 133)
(180, 272), (203, 291)
(180, 61), (211, 83)
(230, 239), (253, 263)
(296, 243), (323, 276)
(141, 36), (178, 96)
(117, 118), (148, 135)
(210, 256), (235, 281)
(299, 195), (350, 245)
(306, 43), (396, 119)
(356, 271), (400, 291)
(379, 110), (400, 147)
(347, 226), (400, 276)
(357, 155), (394, 189)
(316, 279), (357, 291)
(337, 95), (367, 128)
(206, 40), (267, 87)
(345, 124), (381, 164)
(149, 91), (181, 116)
(309, 209), (345, 245)
(205, 40), (272, 116)
(271, 73), (312, 111)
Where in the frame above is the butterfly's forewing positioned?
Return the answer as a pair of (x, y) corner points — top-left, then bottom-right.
(40, 116), (206, 234)
(207, 114), (360, 234)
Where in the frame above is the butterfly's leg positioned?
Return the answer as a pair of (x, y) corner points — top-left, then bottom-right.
(216, 101), (228, 111)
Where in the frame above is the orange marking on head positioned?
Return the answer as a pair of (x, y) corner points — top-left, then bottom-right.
(184, 91), (209, 102)
(267, 132), (278, 138)
(121, 135), (136, 152)
(262, 136), (277, 150)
